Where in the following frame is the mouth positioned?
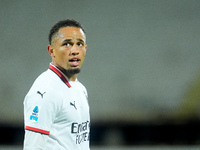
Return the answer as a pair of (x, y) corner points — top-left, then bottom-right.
(69, 58), (81, 67)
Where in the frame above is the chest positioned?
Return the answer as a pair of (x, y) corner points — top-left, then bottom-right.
(55, 87), (90, 124)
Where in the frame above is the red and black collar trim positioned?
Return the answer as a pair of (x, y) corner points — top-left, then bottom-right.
(49, 64), (71, 88)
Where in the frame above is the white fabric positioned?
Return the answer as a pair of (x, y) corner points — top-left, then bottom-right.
(23, 130), (48, 150)
(23, 64), (90, 150)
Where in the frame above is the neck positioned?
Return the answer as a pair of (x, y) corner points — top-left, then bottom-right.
(65, 73), (78, 81)
(57, 67), (78, 81)
(51, 62), (79, 81)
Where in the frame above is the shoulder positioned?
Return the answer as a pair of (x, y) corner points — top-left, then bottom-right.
(33, 69), (56, 86)
(25, 69), (65, 104)
(27, 69), (64, 93)
(76, 80), (88, 98)
(74, 80), (86, 90)
(78, 81), (86, 90)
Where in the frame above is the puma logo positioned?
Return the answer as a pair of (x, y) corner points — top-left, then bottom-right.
(83, 91), (88, 98)
(37, 91), (46, 98)
(70, 101), (77, 110)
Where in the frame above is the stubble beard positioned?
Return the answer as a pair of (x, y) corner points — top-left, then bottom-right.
(65, 68), (80, 75)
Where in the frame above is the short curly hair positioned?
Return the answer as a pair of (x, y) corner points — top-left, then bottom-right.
(48, 19), (86, 44)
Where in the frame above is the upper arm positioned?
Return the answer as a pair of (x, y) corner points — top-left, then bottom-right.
(24, 89), (62, 135)
(23, 130), (48, 150)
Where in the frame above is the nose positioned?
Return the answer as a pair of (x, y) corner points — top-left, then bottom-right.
(71, 45), (79, 55)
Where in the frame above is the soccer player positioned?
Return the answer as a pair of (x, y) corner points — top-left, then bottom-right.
(23, 19), (90, 150)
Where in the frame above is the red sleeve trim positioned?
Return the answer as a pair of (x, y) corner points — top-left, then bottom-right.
(25, 126), (50, 135)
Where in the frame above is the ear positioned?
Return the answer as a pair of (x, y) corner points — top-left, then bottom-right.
(47, 45), (55, 57)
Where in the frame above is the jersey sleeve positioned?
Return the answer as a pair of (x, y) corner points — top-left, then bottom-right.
(24, 90), (62, 135)
(23, 130), (48, 150)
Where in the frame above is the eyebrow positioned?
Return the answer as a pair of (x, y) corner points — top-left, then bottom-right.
(62, 38), (85, 43)
(77, 38), (85, 42)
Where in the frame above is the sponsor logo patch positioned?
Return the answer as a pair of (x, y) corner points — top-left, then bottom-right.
(71, 121), (90, 144)
(30, 106), (39, 121)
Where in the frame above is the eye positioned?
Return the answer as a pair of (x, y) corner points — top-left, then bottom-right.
(63, 42), (72, 47)
(64, 42), (69, 46)
(77, 42), (83, 47)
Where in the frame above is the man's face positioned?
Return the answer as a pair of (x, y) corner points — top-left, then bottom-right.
(48, 27), (87, 75)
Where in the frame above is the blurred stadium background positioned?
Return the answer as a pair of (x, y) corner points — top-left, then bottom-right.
(1, 0), (200, 149)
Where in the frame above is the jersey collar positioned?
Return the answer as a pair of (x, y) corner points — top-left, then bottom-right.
(49, 63), (71, 88)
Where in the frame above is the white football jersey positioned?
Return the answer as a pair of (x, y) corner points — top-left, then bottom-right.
(24, 63), (90, 150)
